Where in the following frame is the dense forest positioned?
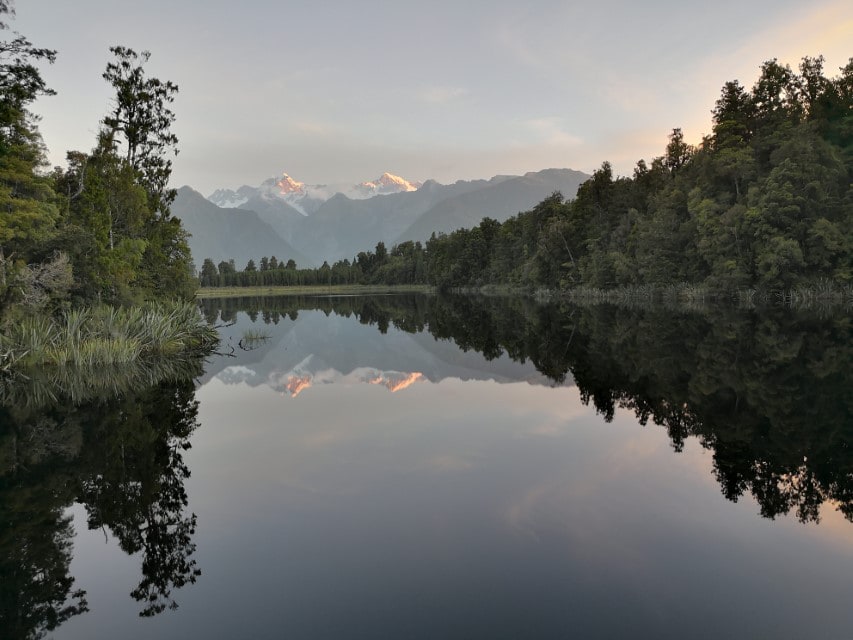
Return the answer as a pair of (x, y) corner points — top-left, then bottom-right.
(203, 55), (852, 294)
(0, 4), (195, 319)
(0, 4), (216, 370)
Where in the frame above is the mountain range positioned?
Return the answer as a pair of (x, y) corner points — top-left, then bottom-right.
(176, 168), (589, 268)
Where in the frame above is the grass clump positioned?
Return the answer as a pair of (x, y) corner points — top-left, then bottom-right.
(0, 301), (219, 368)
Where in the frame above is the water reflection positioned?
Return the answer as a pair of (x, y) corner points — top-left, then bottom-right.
(201, 294), (853, 524)
(2, 294), (851, 638)
(0, 366), (204, 638)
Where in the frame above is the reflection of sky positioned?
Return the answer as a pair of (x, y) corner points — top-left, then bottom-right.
(202, 308), (566, 393)
(57, 314), (853, 640)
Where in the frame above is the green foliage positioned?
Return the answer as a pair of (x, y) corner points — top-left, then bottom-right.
(0, 301), (218, 368)
(416, 56), (852, 294)
(48, 48), (193, 306)
(102, 46), (178, 217)
(0, 12), (195, 315)
(0, 13), (58, 267)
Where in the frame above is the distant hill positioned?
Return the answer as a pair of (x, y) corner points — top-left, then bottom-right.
(289, 176), (504, 261)
(171, 186), (313, 268)
(396, 169), (589, 244)
(237, 192), (306, 245)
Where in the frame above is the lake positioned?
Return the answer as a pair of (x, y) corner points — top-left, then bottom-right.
(2, 294), (852, 639)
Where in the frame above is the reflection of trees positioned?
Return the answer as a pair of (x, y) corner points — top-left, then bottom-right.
(0, 480), (88, 639)
(203, 293), (852, 524)
(0, 370), (204, 638)
(78, 378), (201, 616)
(452, 298), (851, 524)
(557, 304), (852, 524)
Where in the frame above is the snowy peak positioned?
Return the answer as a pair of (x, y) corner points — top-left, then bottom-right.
(356, 172), (422, 197)
(276, 172), (306, 196)
(207, 185), (256, 208)
(207, 171), (423, 211)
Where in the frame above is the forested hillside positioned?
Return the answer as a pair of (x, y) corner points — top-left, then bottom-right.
(424, 56), (853, 291)
(206, 56), (851, 294)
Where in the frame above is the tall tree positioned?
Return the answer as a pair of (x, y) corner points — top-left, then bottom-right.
(99, 46), (193, 299)
(0, 1), (59, 307)
(102, 46), (178, 217)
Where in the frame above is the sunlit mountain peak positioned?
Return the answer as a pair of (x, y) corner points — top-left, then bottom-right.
(277, 172), (306, 196)
(357, 172), (422, 195)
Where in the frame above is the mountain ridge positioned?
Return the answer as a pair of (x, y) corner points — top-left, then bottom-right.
(181, 168), (590, 268)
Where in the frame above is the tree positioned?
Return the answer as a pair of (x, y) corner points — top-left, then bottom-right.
(664, 128), (694, 173)
(97, 46), (194, 300)
(199, 258), (218, 287)
(102, 46), (178, 216)
(0, 3), (58, 267)
(0, 3), (62, 313)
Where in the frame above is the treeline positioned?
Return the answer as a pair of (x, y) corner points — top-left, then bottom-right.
(0, 5), (196, 322)
(198, 238), (427, 288)
(203, 55), (852, 293)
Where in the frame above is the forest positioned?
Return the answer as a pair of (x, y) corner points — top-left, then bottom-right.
(203, 55), (852, 296)
(0, 5), (196, 314)
(0, 4), (215, 369)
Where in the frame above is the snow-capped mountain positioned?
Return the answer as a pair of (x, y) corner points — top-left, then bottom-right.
(189, 168), (589, 266)
(207, 184), (257, 208)
(354, 172), (423, 197)
(207, 171), (423, 215)
(276, 172), (306, 196)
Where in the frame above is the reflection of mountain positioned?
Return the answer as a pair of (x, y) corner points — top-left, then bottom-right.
(261, 359), (425, 397)
(199, 293), (853, 526)
(199, 307), (568, 393)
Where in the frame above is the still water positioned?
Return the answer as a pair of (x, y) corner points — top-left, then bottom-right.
(2, 295), (852, 639)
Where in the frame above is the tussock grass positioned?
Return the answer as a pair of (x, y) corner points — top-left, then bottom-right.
(0, 301), (219, 368)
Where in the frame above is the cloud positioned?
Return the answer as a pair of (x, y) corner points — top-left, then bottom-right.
(419, 85), (469, 104)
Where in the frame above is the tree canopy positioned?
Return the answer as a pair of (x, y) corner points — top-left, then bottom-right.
(0, 7), (196, 317)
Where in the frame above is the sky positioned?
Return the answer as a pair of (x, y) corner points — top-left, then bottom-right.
(12, 0), (853, 195)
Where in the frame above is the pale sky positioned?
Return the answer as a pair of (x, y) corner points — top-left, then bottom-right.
(13, 0), (853, 195)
